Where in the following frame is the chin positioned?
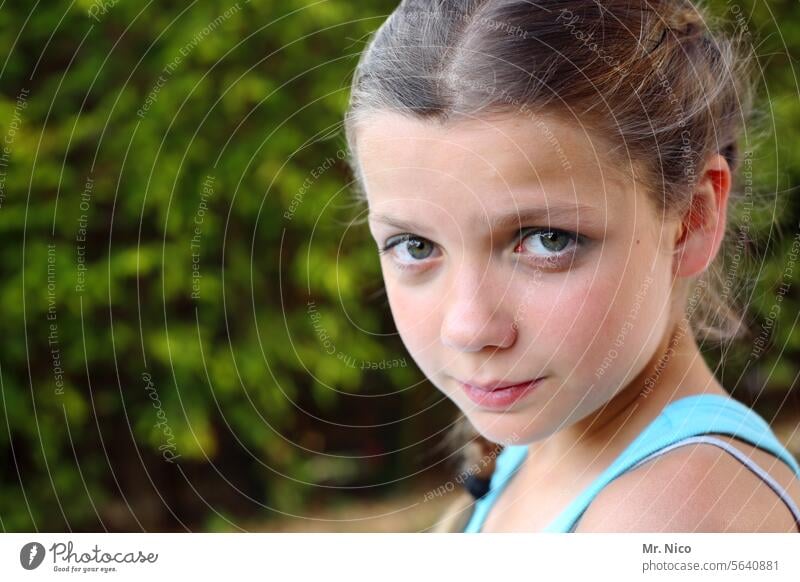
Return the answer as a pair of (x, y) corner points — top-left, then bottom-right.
(466, 416), (530, 447)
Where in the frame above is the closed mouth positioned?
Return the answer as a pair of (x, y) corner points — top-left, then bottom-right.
(460, 377), (545, 392)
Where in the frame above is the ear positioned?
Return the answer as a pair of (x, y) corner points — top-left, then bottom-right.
(673, 153), (731, 278)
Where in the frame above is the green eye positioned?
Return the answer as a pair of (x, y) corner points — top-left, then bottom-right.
(517, 228), (578, 256)
(380, 234), (436, 263)
(405, 237), (434, 259)
(540, 231), (571, 252)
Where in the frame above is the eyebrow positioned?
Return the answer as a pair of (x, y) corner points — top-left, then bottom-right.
(368, 204), (600, 231)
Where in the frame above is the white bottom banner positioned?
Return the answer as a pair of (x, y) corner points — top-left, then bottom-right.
(1, 533), (798, 581)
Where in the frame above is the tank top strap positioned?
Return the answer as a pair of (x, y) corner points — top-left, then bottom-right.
(548, 394), (800, 532)
(618, 434), (800, 530)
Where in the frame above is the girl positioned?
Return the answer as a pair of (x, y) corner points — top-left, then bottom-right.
(342, 0), (800, 532)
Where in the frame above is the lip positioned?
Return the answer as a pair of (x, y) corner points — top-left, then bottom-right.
(458, 377), (545, 409)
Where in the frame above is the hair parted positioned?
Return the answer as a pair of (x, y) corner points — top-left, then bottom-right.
(343, 0), (761, 531)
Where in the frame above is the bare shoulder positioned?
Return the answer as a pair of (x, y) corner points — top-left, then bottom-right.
(574, 435), (800, 533)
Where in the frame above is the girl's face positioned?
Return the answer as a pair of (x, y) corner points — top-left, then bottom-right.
(357, 111), (681, 446)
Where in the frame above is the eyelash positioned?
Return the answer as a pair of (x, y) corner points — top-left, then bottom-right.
(378, 227), (585, 271)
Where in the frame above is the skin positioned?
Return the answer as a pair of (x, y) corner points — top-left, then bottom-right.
(355, 110), (800, 532)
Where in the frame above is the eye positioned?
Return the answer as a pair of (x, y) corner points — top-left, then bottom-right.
(515, 228), (580, 257)
(379, 234), (438, 265)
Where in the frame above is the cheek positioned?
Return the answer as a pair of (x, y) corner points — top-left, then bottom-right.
(576, 272), (671, 381)
(510, 271), (615, 372)
(548, 273), (621, 363)
(383, 278), (441, 357)
(518, 262), (670, 377)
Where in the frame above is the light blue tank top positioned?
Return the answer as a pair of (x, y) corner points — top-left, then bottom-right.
(463, 394), (800, 532)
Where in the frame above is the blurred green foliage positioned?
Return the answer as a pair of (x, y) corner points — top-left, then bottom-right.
(0, 0), (428, 532)
(0, 0), (798, 531)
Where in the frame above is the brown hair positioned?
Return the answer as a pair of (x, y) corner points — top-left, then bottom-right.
(343, 0), (758, 531)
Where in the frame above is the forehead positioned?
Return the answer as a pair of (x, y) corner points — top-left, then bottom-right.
(355, 111), (640, 222)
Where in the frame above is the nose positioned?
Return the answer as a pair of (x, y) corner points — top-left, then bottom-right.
(440, 268), (518, 353)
